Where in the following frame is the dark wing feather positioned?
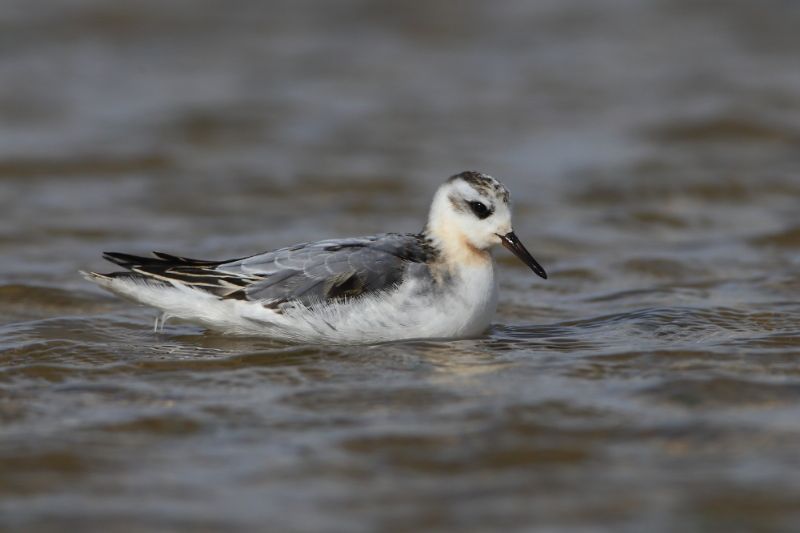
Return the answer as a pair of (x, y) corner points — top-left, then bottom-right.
(100, 233), (436, 306)
(101, 251), (257, 296)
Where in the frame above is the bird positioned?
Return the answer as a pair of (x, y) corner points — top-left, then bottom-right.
(82, 171), (547, 344)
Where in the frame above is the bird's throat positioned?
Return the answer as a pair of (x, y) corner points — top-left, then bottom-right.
(426, 223), (492, 268)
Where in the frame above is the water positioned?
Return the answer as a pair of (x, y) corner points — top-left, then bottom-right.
(2, 1), (800, 531)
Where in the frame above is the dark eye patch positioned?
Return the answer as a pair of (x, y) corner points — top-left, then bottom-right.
(468, 201), (492, 219)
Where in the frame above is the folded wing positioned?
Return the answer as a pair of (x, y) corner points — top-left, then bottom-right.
(101, 233), (433, 308)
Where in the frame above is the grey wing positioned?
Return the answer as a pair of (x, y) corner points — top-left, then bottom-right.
(216, 233), (432, 307)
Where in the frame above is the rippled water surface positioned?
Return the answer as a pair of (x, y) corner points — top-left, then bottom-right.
(2, 1), (800, 531)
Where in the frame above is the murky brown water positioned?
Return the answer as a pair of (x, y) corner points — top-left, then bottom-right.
(2, 1), (800, 531)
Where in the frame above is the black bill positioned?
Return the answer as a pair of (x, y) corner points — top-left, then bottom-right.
(499, 232), (548, 279)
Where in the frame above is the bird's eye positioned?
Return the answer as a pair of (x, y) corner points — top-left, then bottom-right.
(468, 201), (491, 219)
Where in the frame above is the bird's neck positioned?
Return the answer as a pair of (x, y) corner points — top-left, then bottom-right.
(422, 223), (493, 271)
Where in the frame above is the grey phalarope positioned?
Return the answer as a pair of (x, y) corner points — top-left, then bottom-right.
(83, 171), (547, 344)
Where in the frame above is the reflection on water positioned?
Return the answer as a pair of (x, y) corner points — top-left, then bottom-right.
(2, 0), (800, 531)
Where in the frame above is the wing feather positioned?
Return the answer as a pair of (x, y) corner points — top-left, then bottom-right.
(99, 233), (436, 306)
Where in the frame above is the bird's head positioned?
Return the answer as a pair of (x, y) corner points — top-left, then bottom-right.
(426, 171), (547, 278)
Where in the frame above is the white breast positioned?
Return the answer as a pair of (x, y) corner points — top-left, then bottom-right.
(439, 260), (498, 337)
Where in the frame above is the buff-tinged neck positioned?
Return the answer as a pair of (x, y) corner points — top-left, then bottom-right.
(424, 222), (492, 269)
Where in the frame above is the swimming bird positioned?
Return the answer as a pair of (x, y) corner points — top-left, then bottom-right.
(83, 171), (547, 343)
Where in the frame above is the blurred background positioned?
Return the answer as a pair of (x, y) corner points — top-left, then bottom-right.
(1, 1), (799, 531)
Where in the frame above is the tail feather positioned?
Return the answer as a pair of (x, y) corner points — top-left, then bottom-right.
(92, 250), (257, 298)
(80, 270), (110, 283)
(151, 251), (222, 265)
(103, 251), (227, 269)
(81, 269), (169, 288)
(102, 252), (159, 268)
